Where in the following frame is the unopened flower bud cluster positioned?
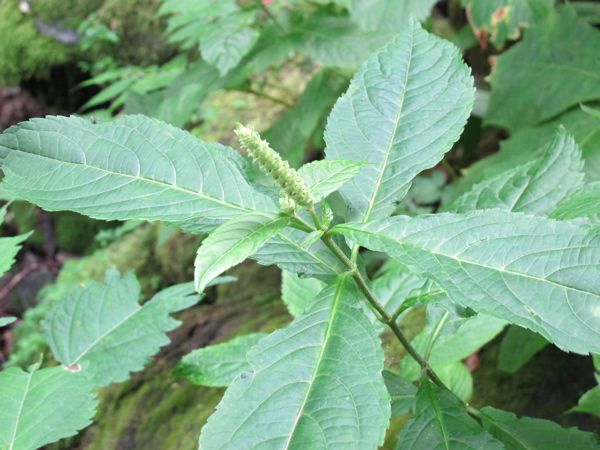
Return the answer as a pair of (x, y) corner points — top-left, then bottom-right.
(235, 124), (313, 209)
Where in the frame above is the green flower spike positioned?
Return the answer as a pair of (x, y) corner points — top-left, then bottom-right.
(235, 124), (314, 208)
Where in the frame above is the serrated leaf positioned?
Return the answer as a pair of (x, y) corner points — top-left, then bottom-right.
(202, 12), (259, 76)
(298, 159), (364, 202)
(43, 270), (201, 386)
(325, 19), (474, 222)
(551, 182), (600, 221)
(333, 210), (600, 354)
(396, 379), (503, 450)
(498, 326), (549, 374)
(487, 6), (600, 130)
(0, 365), (98, 450)
(449, 104), (600, 203)
(480, 407), (600, 449)
(199, 276), (390, 450)
(449, 128), (585, 215)
(281, 271), (325, 317)
(349, 0), (437, 31)
(194, 213), (289, 292)
(254, 227), (346, 277)
(265, 70), (348, 168)
(383, 369), (417, 417)
(0, 115), (277, 232)
(0, 205), (29, 279)
(176, 333), (266, 387)
(0, 316), (16, 327)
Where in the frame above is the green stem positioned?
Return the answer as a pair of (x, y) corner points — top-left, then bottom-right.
(241, 88), (294, 108)
(424, 310), (450, 361)
(254, 0), (286, 33)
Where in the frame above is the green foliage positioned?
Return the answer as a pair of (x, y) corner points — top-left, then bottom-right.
(498, 326), (549, 374)
(0, 363), (98, 450)
(0, 205), (29, 279)
(0, 0), (70, 84)
(43, 269), (201, 386)
(199, 276), (390, 449)
(2, 5), (600, 448)
(487, 5), (600, 130)
(325, 19), (474, 221)
(396, 379), (503, 449)
(480, 407), (600, 449)
(176, 333), (266, 387)
(462, 0), (553, 48)
(334, 211), (600, 354)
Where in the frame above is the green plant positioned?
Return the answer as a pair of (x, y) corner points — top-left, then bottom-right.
(1, 18), (600, 450)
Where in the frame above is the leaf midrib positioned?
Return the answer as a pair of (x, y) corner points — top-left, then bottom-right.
(362, 26), (415, 223)
(9, 369), (34, 450)
(282, 277), (347, 449)
(4, 150), (256, 215)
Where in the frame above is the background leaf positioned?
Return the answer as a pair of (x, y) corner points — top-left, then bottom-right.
(486, 6), (600, 130)
(449, 128), (584, 215)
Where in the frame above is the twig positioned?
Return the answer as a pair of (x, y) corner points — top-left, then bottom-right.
(0, 262), (42, 305)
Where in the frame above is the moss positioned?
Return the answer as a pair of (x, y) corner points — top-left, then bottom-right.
(96, 0), (173, 66)
(0, 0), (72, 84)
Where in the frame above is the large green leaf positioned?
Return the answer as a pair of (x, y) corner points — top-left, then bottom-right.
(487, 6), (600, 130)
(0, 364), (98, 450)
(43, 270), (201, 386)
(199, 276), (390, 449)
(281, 271), (325, 317)
(298, 160), (364, 202)
(0, 205), (29, 278)
(0, 115), (277, 231)
(463, 0), (554, 48)
(325, 19), (474, 222)
(349, 0), (437, 31)
(176, 333), (266, 387)
(333, 210), (600, 354)
(194, 213), (289, 292)
(264, 70), (348, 168)
(396, 379), (503, 449)
(480, 407), (600, 449)
(449, 128), (584, 214)
(551, 182), (600, 221)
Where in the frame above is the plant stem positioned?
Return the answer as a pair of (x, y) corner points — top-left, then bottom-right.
(242, 88), (294, 108)
(310, 221), (450, 390)
(254, 0), (286, 33)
